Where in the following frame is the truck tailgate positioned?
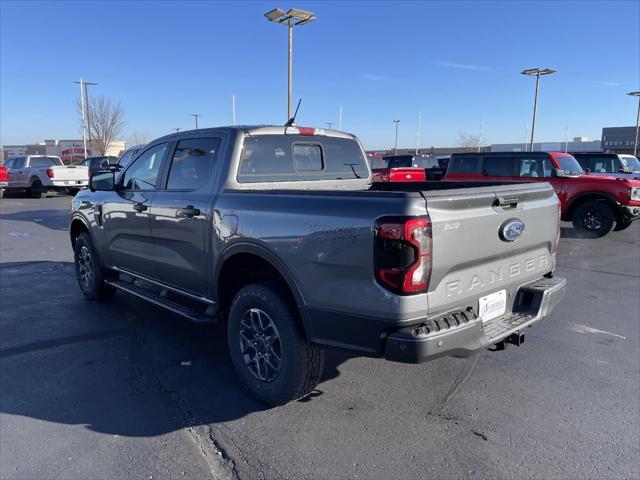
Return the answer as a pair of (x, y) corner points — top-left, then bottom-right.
(424, 182), (559, 316)
(50, 166), (89, 181)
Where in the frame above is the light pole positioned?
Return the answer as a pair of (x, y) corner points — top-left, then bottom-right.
(522, 67), (556, 152)
(628, 91), (640, 157)
(415, 112), (421, 155)
(74, 78), (88, 159)
(174, 128), (181, 133)
(325, 122), (334, 130)
(192, 114), (201, 129)
(393, 120), (400, 154)
(264, 7), (316, 120)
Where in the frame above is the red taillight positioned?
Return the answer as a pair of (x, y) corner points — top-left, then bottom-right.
(46, 168), (54, 178)
(388, 168), (426, 182)
(375, 216), (432, 295)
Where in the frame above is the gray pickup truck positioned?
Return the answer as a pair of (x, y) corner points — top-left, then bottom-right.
(70, 126), (566, 405)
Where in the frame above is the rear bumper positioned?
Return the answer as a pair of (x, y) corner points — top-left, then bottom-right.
(300, 275), (566, 362)
(49, 180), (88, 189)
(384, 275), (567, 363)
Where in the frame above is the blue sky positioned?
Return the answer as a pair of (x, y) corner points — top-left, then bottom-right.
(1, 0), (638, 150)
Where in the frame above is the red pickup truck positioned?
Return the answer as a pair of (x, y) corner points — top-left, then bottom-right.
(445, 151), (640, 237)
(0, 165), (8, 199)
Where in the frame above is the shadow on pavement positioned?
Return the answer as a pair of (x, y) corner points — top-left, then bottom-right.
(0, 261), (348, 438)
(0, 209), (70, 231)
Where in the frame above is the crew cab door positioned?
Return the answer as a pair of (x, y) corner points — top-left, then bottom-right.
(8, 157), (27, 187)
(99, 142), (169, 278)
(149, 135), (222, 296)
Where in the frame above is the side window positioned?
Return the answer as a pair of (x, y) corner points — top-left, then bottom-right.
(118, 150), (135, 168)
(293, 144), (323, 172)
(518, 158), (549, 178)
(481, 156), (514, 176)
(13, 157), (26, 169)
(4, 159), (14, 169)
(122, 143), (167, 190)
(448, 156), (480, 174)
(167, 137), (220, 190)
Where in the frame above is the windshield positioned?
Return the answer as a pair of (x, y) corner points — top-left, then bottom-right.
(555, 154), (583, 175)
(620, 155), (640, 172)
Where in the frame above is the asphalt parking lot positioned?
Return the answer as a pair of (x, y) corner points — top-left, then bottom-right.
(1, 194), (638, 480)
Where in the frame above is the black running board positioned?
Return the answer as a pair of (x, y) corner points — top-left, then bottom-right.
(105, 279), (214, 324)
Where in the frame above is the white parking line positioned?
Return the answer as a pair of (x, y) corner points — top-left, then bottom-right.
(570, 323), (627, 340)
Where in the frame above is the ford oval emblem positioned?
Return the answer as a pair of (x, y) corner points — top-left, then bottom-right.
(500, 218), (525, 242)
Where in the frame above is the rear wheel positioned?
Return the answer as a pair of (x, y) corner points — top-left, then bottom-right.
(227, 283), (325, 406)
(613, 217), (633, 232)
(0, 188), (3, 200)
(572, 201), (616, 238)
(74, 232), (116, 302)
(28, 179), (46, 199)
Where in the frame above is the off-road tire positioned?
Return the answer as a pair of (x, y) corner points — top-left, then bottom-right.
(613, 217), (632, 232)
(227, 283), (325, 406)
(572, 201), (616, 238)
(74, 232), (116, 302)
(28, 179), (47, 199)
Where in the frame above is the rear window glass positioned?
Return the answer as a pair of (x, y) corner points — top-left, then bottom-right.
(482, 156), (514, 176)
(238, 135), (368, 183)
(449, 155), (480, 173)
(384, 156), (413, 168)
(293, 144), (323, 171)
(30, 157), (58, 167)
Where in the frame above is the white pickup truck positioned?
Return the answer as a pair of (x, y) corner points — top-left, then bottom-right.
(4, 155), (89, 198)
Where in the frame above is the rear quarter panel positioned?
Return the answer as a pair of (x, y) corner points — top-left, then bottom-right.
(214, 190), (431, 321)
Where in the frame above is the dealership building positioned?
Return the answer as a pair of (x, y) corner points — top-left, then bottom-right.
(2, 139), (125, 164)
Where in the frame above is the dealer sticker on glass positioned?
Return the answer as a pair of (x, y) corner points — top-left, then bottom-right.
(478, 290), (507, 323)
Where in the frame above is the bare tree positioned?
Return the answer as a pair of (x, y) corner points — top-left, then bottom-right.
(127, 131), (151, 147)
(457, 131), (484, 152)
(76, 96), (125, 155)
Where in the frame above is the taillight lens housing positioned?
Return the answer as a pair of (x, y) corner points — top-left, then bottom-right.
(375, 216), (432, 294)
(46, 168), (54, 178)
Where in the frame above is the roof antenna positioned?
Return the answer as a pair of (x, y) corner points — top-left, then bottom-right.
(284, 98), (302, 127)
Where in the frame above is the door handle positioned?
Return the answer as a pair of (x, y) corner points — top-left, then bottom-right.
(179, 205), (201, 218)
(133, 202), (148, 213)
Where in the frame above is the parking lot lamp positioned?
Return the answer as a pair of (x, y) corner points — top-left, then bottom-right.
(393, 120), (400, 154)
(264, 7), (316, 120)
(521, 68), (556, 151)
(628, 91), (640, 157)
(192, 113), (201, 129)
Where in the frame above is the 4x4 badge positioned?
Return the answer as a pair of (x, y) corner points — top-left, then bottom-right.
(500, 218), (525, 242)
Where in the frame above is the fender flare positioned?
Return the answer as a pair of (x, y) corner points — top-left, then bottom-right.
(565, 191), (621, 218)
(216, 241), (306, 307)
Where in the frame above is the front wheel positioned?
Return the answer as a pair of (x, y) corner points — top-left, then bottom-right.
(227, 283), (325, 406)
(572, 201), (616, 238)
(74, 232), (116, 302)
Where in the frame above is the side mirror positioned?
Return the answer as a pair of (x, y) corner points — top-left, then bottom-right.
(90, 171), (115, 191)
(584, 168), (591, 174)
(552, 168), (567, 178)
